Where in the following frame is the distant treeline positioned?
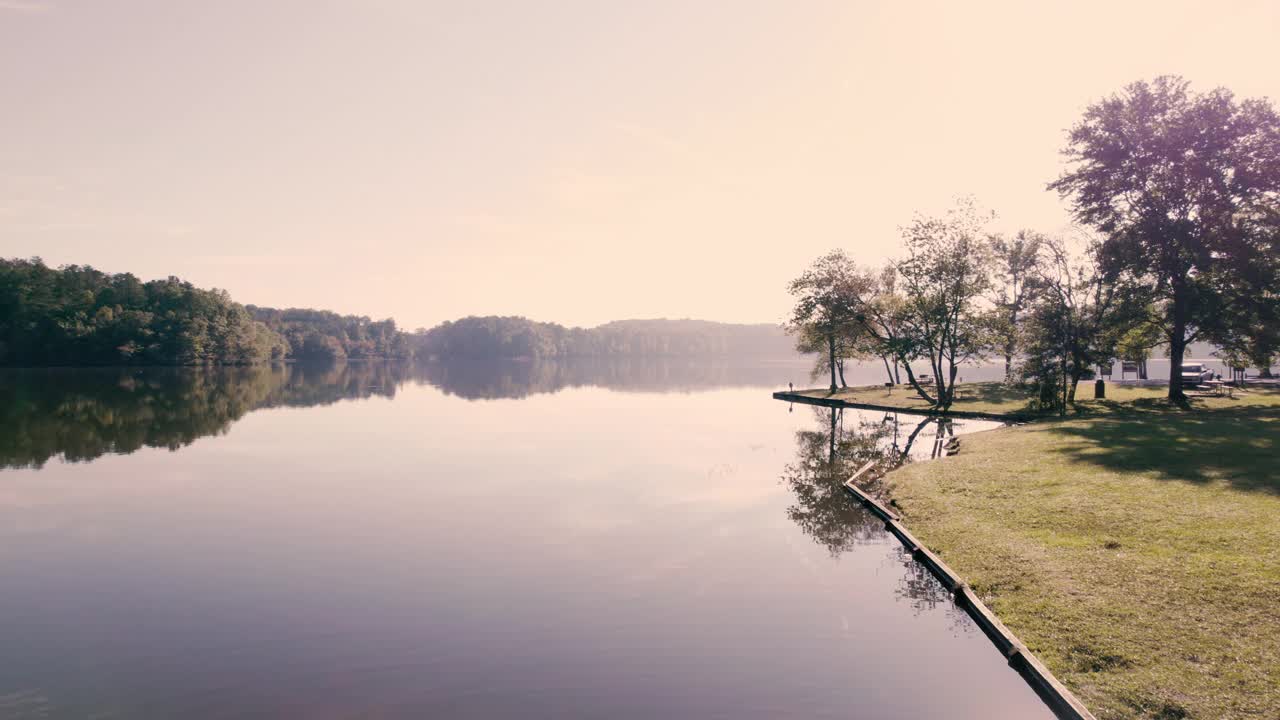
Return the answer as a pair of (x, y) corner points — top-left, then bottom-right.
(416, 316), (795, 360)
(0, 258), (288, 366)
(419, 356), (807, 399)
(0, 258), (412, 366)
(247, 305), (412, 362)
(1, 258), (796, 367)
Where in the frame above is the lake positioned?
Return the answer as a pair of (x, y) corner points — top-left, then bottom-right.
(0, 361), (1055, 719)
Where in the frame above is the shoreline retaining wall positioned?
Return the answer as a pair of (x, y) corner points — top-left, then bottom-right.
(843, 461), (1096, 720)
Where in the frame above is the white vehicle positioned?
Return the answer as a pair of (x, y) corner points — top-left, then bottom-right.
(1180, 363), (1214, 386)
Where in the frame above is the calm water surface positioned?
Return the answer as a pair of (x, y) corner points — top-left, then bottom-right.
(0, 362), (1054, 719)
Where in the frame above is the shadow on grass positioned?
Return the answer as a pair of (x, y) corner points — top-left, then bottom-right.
(1046, 407), (1280, 494)
(951, 382), (1035, 411)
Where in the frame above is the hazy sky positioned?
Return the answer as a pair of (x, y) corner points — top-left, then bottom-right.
(3, 1), (1278, 329)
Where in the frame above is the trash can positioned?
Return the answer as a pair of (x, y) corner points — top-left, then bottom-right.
(1094, 379), (1105, 399)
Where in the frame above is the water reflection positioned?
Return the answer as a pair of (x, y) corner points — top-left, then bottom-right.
(894, 547), (959, 613)
(780, 407), (895, 554)
(0, 368), (1056, 719)
(416, 357), (807, 399)
(0, 359), (807, 469)
(0, 364), (408, 469)
(781, 406), (959, 553)
(782, 405), (1001, 609)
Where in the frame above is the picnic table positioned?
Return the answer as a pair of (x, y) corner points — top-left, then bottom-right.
(1203, 379), (1234, 398)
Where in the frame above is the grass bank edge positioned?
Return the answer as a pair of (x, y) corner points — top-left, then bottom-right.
(877, 392), (1280, 720)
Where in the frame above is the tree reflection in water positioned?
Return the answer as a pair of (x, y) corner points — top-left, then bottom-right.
(415, 357), (809, 400)
(781, 404), (972, 612)
(0, 362), (411, 469)
(893, 546), (959, 613)
(0, 357), (811, 469)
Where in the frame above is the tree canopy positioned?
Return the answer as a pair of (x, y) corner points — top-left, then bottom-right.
(892, 199), (995, 407)
(415, 316), (795, 360)
(0, 258), (287, 366)
(785, 250), (872, 392)
(789, 200), (999, 407)
(0, 258), (424, 367)
(1050, 76), (1280, 399)
(248, 306), (413, 362)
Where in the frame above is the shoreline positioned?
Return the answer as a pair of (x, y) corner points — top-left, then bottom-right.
(842, 461), (1096, 720)
(868, 390), (1280, 720)
(771, 389), (1033, 421)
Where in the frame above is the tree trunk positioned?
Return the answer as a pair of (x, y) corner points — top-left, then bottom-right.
(827, 334), (838, 394)
(945, 361), (958, 409)
(1139, 358), (1147, 380)
(882, 356), (894, 384)
(1168, 284), (1189, 401)
(1004, 305), (1019, 383)
(828, 407), (837, 463)
(893, 360), (901, 385)
(1060, 355), (1068, 416)
(899, 358), (937, 405)
(931, 351), (946, 409)
(1168, 329), (1188, 402)
(837, 358), (847, 388)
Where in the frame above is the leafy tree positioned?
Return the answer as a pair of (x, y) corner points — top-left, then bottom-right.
(1114, 319), (1163, 380)
(843, 264), (926, 391)
(1021, 239), (1139, 412)
(791, 224), (992, 408)
(0, 258), (287, 366)
(415, 316), (795, 361)
(987, 230), (1046, 382)
(791, 313), (887, 388)
(1050, 76), (1280, 400)
(1208, 292), (1279, 379)
(785, 251), (871, 393)
(248, 306), (412, 360)
(891, 199), (994, 408)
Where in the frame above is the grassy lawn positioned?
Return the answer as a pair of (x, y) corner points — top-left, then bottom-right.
(792, 380), (1280, 418)
(883, 386), (1280, 720)
(791, 381), (1035, 416)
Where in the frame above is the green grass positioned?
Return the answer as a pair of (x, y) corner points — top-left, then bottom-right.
(883, 387), (1280, 720)
(792, 381), (1034, 416)
(792, 380), (1280, 418)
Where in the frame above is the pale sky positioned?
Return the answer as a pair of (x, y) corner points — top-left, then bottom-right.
(3, 1), (1278, 330)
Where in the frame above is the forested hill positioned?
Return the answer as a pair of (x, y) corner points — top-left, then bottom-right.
(0, 258), (412, 366)
(415, 316), (796, 360)
(247, 306), (412, 362)
(0, 258), (288, 366)
(0, 258), (792, 366)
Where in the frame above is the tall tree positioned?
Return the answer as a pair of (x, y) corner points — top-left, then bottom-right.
(987, 230), (1045, 382)
(1022, 238), (1137, 412)
(1050, 76), (1280, 401)
(786, 251), (870, 393)
(892, 199), (994, 408)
